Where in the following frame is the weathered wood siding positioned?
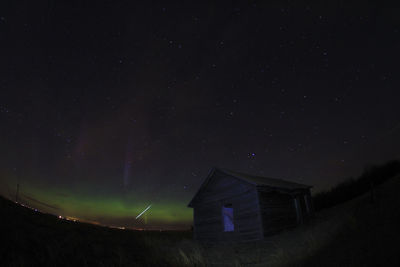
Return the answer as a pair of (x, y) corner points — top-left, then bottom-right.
(291, 189), (314, 222)
(192, 170), (263, 242)
(305, 191), (314, 215)
(257, 190), (298, 236)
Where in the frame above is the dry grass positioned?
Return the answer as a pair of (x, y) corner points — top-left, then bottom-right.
(159, 175), (400, 267)
(1, 175), (399, 266)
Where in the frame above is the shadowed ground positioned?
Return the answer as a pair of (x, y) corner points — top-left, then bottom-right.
(195, 175), (400, 266)
(1, 175), (400, 266)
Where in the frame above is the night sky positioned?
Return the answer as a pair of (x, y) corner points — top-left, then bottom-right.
(1, 1), (399, 229)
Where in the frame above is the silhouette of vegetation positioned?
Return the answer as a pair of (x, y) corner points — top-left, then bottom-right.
(2, 160), (400, 266)
(313, 160), (400, 211)
(0, 195), (194, 266)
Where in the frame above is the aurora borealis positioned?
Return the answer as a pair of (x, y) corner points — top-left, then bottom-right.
(1, 2), (399, 230)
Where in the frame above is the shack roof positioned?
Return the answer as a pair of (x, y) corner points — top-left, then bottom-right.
(188, 167), (312, 207)
(220, 168), (311, 190)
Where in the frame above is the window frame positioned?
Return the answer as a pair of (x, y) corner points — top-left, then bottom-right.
(222, 203), (234, 232)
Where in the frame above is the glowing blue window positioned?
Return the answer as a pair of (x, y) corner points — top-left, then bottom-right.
(222, 204), (234, 232)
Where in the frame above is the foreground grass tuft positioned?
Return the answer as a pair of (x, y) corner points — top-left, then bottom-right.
(1, 167), (400, 266)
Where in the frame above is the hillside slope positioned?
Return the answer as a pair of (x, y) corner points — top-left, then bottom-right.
(1, 175), (399, 266)
(296, 174), (400, 266)
(192, 175), (400, 266)
(0, 195), (191, 266)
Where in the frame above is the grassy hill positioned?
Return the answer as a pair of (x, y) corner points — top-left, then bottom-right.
(0, 196), (192, 266)
(295, 173), (400, 267)
(1, 174), (400, 266)
(194, 174), (400, 266)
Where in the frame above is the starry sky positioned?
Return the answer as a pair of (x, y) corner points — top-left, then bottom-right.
(1, 1), (399, 229)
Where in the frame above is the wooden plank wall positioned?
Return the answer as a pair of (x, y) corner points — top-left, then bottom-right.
(292, 189), (314, 221)
(305, 191), (314, 215)
(192, 170), (263, 242)
(257, 190), (298, 236)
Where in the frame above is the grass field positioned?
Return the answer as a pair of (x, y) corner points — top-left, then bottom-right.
(1, 175), (400, 266)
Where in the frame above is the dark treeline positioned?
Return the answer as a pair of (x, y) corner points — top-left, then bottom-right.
(313, 160), (400, 211)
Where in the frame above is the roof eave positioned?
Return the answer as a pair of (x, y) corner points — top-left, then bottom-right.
(256, 184), (312, 193)
(220, 168), (312, 190)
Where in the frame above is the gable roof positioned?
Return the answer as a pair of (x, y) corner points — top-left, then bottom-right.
(220, 168), (312, 190)
(188, 167), (312, 207)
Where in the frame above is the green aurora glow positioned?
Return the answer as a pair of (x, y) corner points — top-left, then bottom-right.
(0, 173), (192, 229)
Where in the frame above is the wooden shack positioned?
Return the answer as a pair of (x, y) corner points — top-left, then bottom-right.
(188, 168), (313, 242)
